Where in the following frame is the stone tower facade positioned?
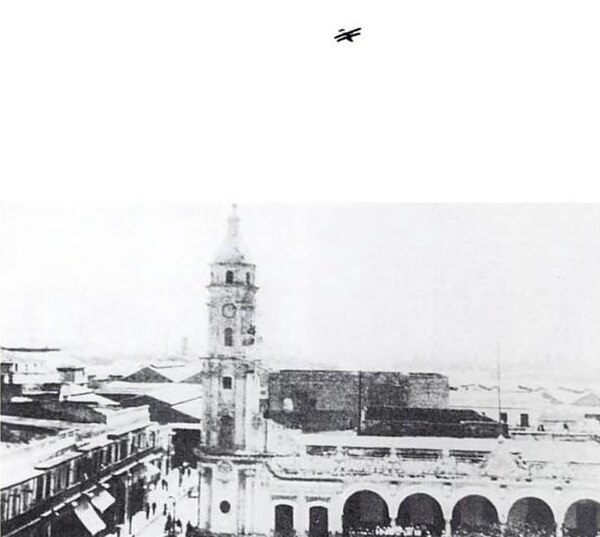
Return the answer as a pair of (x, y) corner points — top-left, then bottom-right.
(201, 206), (262, 452)
(207, 205), (258, 358)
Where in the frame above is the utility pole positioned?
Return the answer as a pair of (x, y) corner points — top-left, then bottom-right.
(196, 467), (201, 528)
(496, 338), (504, 437)
(357, 370), (362, 434)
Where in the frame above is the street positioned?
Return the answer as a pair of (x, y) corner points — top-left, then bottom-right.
(128, 467), (199, 537)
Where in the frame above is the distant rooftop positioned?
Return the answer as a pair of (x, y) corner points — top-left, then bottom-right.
(1, 347), (61, 353)
(298, 430), (600, 463)
(0, 415), (77, 430)
(450, 383), (600, 409)
(276, 369), (446, 377)
(122, 361), (205, 383)
(98, 381), (202, 405)
(0, 347), (78, 370)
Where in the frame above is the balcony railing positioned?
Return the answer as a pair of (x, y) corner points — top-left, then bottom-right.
(1, 445), (164, 534)
(267, 454), (600, 483)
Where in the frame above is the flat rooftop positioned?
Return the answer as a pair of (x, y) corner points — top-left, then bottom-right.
(0, 415), (77, 430)
(299, 430), (600, 463)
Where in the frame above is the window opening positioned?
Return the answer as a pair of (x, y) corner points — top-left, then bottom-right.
(224, 328), (233, 347)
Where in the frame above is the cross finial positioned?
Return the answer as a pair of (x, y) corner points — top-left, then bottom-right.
(213, 203), (249, 263)
(227, 203), (240, 237)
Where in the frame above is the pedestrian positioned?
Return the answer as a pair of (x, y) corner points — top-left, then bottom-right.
(145, 502), (150, 518)
(163, 503), (168, 516)
(186, 521), (193, 536)
(152, 501), (157, 516)
(165, 514), (173, 532)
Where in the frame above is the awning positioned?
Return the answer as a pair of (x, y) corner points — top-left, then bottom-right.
(145, 462), (161, 479)
(71, 497), (106, 535)
(86, 486), (115, 512)
(113, 460), (144, 477)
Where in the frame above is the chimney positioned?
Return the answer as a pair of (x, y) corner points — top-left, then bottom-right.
(57, 366), (86, 385)
(57, 366), (87, 401)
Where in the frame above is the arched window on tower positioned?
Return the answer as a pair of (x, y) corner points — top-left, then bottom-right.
(224, 328), (233, 347)
(246, 272), (251, 285)
(219, 415), (235, 450)
(225, 271), (234, 284)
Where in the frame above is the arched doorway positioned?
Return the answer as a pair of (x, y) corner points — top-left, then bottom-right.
(506, 498), (555, 537)
(275, 504), (294, 537)
(398, 494), (445, 536)
(219, 415), (234, 450)
(310, 506), (329, 537)
(452, 495), (499, 535)
(564, 500), (600, 537)
(343, 490), (390, 534)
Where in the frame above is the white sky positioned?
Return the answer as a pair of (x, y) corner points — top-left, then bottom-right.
(1, 1), (599, 204)
(1, 204), (599, 388)
(1, 2), (600, 387)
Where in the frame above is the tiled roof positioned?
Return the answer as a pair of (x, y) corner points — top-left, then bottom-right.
(122, 362), (206, 383)
(67, 392), (119, 406)
(171, 400), (203, 421)
(145, 384), (203, 405)
(98, 381), (202, 405)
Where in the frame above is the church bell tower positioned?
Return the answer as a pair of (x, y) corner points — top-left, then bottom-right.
(197, 206), (265, 535)
(201, 205), (262, 453)
(207, 205), (258, 358)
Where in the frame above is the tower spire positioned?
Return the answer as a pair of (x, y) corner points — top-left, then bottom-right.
(213, 203), (250, 264)
(227, 203), (240, 238)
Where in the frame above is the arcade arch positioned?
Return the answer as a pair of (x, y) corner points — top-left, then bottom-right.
(343, 490), (390, 534)
(506, 497), (555, 537)
(451, 495), (500, 534)
(563, 500), (600, 537)
(397, 493), (445, 536)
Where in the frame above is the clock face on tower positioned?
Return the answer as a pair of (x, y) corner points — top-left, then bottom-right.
(222, 303), (236, 318)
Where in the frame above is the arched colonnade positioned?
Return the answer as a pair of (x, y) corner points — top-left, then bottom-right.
(272, 488), (600, 537)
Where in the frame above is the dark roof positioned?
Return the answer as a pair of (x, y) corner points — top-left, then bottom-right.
(1, 347), (61, 353)
(98, 382), (202, 406)
(365, 407), (497, 423)
(122, 362), (205, 383)
(275, 369), (445, 378)
(362, 407), (505, 438)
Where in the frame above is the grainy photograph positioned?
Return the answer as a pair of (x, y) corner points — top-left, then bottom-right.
(1, 203), (599, 537)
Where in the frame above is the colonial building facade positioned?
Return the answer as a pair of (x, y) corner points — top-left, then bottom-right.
(196, 207), (600, 537)
(200, 206), (263, 453)
(0, 406), (168, 537)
